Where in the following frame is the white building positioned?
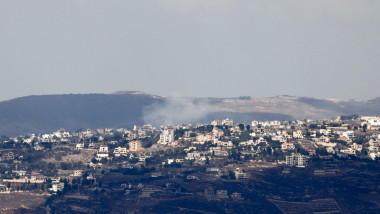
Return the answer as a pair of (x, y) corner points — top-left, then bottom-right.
(186, 152), (201, 160)
(114, 147), (127, 156)
(351, 143), (362, 151)
(239, 140), (255, 147)
(281, 142), (295, 150)
(340, 148), (355, 155)
(99, 144), (108, 152)
(217, 141), (233, 148)
(71, 170), (82, 177)
(286, 153), (308, 167)
(293, 130), (304, 139)
(51, 179), (65, 192)
(369, 152), (380, 160)
(361, 116), (380, 126)
(270, 120), (281, 126)
(273, 135), (287, 143)
(167, 159), (174, 165)
(158, 128), (175, 144)
(76, 143), (84, 150)
(222, 118), (234, 126)
(319, 129), (332, 136)
(342, 131), (354, 139)
(234, 168), (249, 179)
(52, 183), (64, 192)
(97, 144), (109, 158)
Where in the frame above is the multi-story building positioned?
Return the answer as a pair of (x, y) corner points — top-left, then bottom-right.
(158, 128), (174, 144)
(286, 153), (308, 167)
(281, 142), (295, 150)
(234, 168), (249, 179)
(99, 144), (108, 152)
(97, 144), (109, 158)
(51, 178), (65, 192)
(185, 152), (201, 160)
(1, 152), (15, 161)
(114, 147), (128, 156)
(342, 131), (354, 139)
(129, 141), (143, 152)
(52, 182), (64, 192)
(293, 130), (304, 139)
(76, 143), (84, 150)
(319, 129), (332, 136)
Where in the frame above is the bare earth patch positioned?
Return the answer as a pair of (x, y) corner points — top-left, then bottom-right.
(0, 193), (47, 214)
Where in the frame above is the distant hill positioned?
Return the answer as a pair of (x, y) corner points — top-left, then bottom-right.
(0, 92), (164, 136)
(0, 92), (379, 136)
(205, 96), (380, 121)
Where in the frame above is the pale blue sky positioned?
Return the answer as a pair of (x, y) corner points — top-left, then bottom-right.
(0, 0), (379, 101)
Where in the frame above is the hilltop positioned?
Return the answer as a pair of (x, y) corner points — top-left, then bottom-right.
(0, 92), (379, 136)
(0, 92), (164, 136)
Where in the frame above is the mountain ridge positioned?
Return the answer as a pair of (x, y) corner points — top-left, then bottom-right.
(0, 92), (379, 136)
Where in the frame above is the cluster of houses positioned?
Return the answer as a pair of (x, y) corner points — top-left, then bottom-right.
(3, 171), (47, 184)
(204, 187), (243, 200)
(1, 115), (380, 196)
(83, 116), (380, 169)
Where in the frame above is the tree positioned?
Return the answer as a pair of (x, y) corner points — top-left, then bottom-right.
(47, 163), (56, 171)
(315, 148), (328, 156)
(363, 124), (368, 132)
(230, 148), (241, 161)
(60, 162), (71, 170)
(45, 194), (57, 207)
(128, 157), (139, 164)
(228, 170), (236, 179)
(89, 136), (99, 143)
(91, 158), (98, 164)
(140, 135), (158, 148)
(223, 129), (231, 136)
(266, 147), (272, 155)
(239, 131), (251, 141)
(309, 124), (318, 129)
(174, 129), (185, 140)
(238, 124), (245, 131)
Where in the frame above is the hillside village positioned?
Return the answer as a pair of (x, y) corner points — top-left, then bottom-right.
(0, 115), (380, 213)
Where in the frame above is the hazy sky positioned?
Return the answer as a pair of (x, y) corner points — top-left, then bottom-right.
(1, 0), (379, 101)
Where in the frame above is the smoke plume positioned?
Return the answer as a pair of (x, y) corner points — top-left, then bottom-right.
(143, 97), (212, 126)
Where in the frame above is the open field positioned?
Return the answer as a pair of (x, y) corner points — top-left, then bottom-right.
(0, 193), (47, 214)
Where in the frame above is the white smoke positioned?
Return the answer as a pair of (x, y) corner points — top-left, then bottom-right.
(143, 97), (212, 126)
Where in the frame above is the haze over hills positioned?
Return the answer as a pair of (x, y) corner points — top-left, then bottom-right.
(0, 91), (379, 136)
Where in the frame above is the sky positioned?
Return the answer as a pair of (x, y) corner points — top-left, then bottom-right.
(0, 0), (379, 101)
